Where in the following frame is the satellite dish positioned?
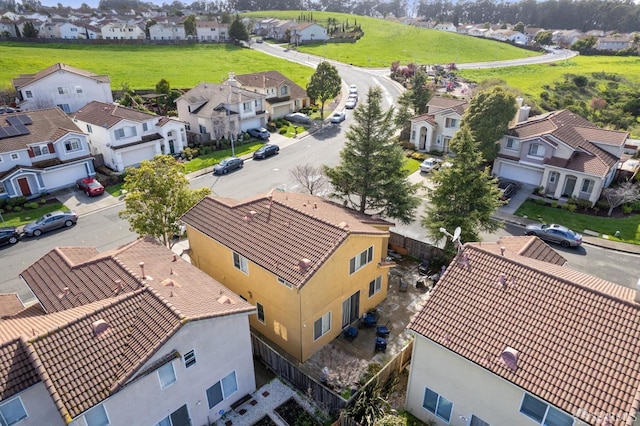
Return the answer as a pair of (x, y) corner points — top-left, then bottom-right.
(453, 227), (461, 242)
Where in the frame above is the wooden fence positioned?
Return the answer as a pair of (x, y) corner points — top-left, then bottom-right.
(389, 231), (445, 261)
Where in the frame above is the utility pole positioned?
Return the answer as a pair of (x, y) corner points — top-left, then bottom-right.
(226, 77), (235, 157)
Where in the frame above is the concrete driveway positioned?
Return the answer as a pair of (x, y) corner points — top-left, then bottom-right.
(498, 183), (536, 215)
(53, 186), (123, 216)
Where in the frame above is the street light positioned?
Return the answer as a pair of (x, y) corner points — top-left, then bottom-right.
(226, 83), (235, 157)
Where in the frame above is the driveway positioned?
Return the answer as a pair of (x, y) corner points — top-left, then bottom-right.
(53, 187), (124, 216)
(498, 183), (536, 215)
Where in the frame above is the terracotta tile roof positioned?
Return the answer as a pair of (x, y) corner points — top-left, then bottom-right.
(176, 82), (264, 117)
(182, 191), (392, 288)
(234, 70), (308, 102)
(427, 96), (469, 115)
(409, 244), (640, 425)
(470, 236), (567, 266)
(12, 63), (110, 90)
(0, 338), (39, 400)
(410, 112), (437, 126)
(71, 101), (157, 129)
(0, 294), (24, 319)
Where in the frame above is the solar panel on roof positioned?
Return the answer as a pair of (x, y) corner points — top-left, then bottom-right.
(0, 127), (8, 139)
(3, 126), (18, 136)
(13, 124), (29, 135)
(16, 115), (32, 125)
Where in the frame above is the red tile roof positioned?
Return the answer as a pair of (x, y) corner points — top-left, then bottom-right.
(12, 63), (110, 91)
(71, 101), (157, 129)
(427, 96), (469, 115)
(0, 294), (24, 319)
(470, 236), (567, 266)
(234, 70), (308, 102)
(409, 243), (640, 424)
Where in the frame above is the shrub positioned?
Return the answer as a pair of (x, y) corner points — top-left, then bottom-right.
(200, 145), (211, 155)
(577, 199), (592, 210)
(12, 206), (22, 212)
(566, 196), (578, 205)
(267, 121), (277, 132)
(596, 199), (610, 210)
(535, 198), (546, 205)
(279, 127), (287, 134)
(622, 204), (633, 214)
(561, 203), (577, 212)
(40, 198), (47, 204)
(411, 152), (427, 160)
(629, 201), (640, 212)
(551, 201), (558, 208)
(399, 141), (414, 150)
(24, 202), (39, 209)
(7, 196), (26, 208)
(533, 186), (544, 195)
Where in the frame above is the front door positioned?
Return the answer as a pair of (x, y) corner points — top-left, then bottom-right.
(562, 176), (577, 198)
(169, 140), (175, 154)
(17, 177), (31, 196)
(342, 291), (360, 328)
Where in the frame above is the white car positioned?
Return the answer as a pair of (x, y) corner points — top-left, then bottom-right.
(330, 110), (346, 123)
(419, 158), (442, 173)
(349, 84), (358, 94)
(345, 96), (358, 109)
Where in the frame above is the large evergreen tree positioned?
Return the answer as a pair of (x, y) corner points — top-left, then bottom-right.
(228, 14), (249, 42)
(423, 126), (502, 250)
(306, 61), (341, 119)
(324, 87), (420, 224)
(22, 20), (38, 38)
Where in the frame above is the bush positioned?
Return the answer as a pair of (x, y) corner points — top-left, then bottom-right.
(399, 141), (414, 150)
(7, 196), (26, 208)
(535, 198), (546, 205)
(629, 201), (640, 212)
(533, 186), (544, 195)
(279, 127), (287, 134)
(596, 199), (610, 210)
(24, 202), (39, 209)
(622, 204), (633, 214)
(561, 203), (577, 212)
(267, 121), (277, 132)
(411, 152), (427, 161)
(577, 199), (592, 210)
(12, 206), (22, 212)
(40, 198), (47, 204)
(551, 201), (559, 208)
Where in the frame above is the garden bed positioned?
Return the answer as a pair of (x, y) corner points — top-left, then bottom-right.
(251, 415), (277, 426)
(274, 397), (320, 426)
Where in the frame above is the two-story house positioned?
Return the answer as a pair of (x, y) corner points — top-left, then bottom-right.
(596, 36), (632, 51)
(0, 108), (95, 199)
(405, 237), (640, 426)
(12, 63), (114, 113)
(291, 22), (328, 44)
(100, 21), (144, 40)
(195, 20), (227, 42)
(181, 191), (395, 363)
(0, 237), (256, 426)
(176, 78), (267, 143)
(408, 96), (468, 154)
(493, 108), (627, 205)
(71, 101), (187, 173)
(234, 71), (310, 119)
(148, 20), (186, 40)
(434, 22), (457, 32)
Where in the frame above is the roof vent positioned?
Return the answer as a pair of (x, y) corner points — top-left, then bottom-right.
(113, 280), (124, 295)
(500, 346), (519, 371)
(298, 258), (311, 273)
(337, 221), (349, 230)
(217, 295), (232, 304)
(497, 273), (507, 289)
(500, 246), (506, 256)
(458, 253), (471, 270)
(92, 319), (111, 338)
(313, 202), (318, 209)
(58, 287), (70, 299)
(139, 262), (146, 279)
(161, 278), (179, 287)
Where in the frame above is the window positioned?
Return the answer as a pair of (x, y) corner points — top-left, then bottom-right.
(184, 350), (196, 368)
(280, 86), (288, 96)
(243, 102), (251, 112)
(25, 91), (32, 98)
(470, 415), (490, 426)
(549, 171), (558, 184)
(445, 117), (458, 128)
(57, 86), (68, 95)
(232, 252), (248, 274)
(64, 139), (81, 152)
(581, 179), (594, 194)
(155, 405), (190, 426)
(277, 277), (293, 288)
(10, 153), (19, 160)
(31, 145), (50, 156)
(83, 404), (109, 426)
(506, 138), (519, 150)
(143, 122), (149, 131)
(411, 130), (416, 140)
(520, 394), (573, 426)
(198, 124), (207, 134)
(349, 247), (374, 274)
(0, 397), (28, 425)
(368, 276), (382, 297)
(256, 303), (265, 323)
(87, 124), (93, 133)
(57, 104), (71, 113)
(422, 387), (453, 422)
(157, 362), (176, 389)
(313, 311), (331, 340)
(528, 143), (545, 157)
(206, 371), (238, 409)
(75, 86), (83, 93)
(114, 126), (137, 140)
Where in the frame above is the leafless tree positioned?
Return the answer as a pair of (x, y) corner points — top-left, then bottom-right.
(306, 345), (367, 392)
(602, 181), (640, 216)
(289, 164), (329, 195)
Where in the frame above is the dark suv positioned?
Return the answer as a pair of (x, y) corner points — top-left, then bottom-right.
(247, 127), (270, 140)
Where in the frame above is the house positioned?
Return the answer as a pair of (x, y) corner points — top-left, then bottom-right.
(176, 78), (268, 143)
(12, 63), (113, 113)
(405, 236), (640, 425)
(100, 20), (144, 40)
(71, 101), (187, 173)
(596, 36), (632, 51)
(434, 22), (457, 32)
(181, 191), (396, 363)
(271, 19), (297, 41)
(58, 21), (84, 39)
(0, 17), (17, 36)
(408, 96), (468, 154)
(291, 22), (328, 44)
(523, 27), (544, 43)
(493, 105), (627, 205)
(254, 17), (279, 37)
(0, 237), (256, 426)
(195, 20), (227, 42)
(148, 20), (186, 40)
(488, 29), (527, 44)
(0, 108), (95, 199)
(234, 70), (310, 119)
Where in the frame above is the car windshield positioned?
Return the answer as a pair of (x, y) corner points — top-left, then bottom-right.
(88, 181), (101, 188)
(566, 229), (576, 237)
(36, 215), (49, 224)
(219, 160), (229, 166)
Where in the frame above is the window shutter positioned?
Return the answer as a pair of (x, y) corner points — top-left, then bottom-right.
(47, 143), (55, 153)
(27, 148), (34, 158)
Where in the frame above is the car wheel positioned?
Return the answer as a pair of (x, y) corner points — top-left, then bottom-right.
(524, 231), (534, 236)
(8, 236), (18, 244)
(65, 220), (74, 227)
(223, 169), (228, 174)
(33, 229), (42, 237)
(561, 240), (570, 248)
(239, 163), (244, 168)
(85, 191), (90, 197)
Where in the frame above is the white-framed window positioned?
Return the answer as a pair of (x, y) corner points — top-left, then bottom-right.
(114, 126), (137, 140)
(25, 91), (32, 98)
(0, 396), (28, 425)
(368, 276), (382, 297)
(87, 124), (93, 133)
(31, 145), (50, 156)
(280, 86), (288, 95)
(581, 179), (594, 194)
(232, 252), (249, 274)
(10, 153), (19, 161)
(277, 277), (293, 288)
(256, 302), (265, 323)
(243, 102), (251, 112)
(157, 362), (176, 389)
(143, 122), (149, 131)
(445, 117), (458, 128)
(206, 371), (238, 409)
(83, 403), (109, 426)
(313, 311), (331, 340)
(411, 130), (416, 141)
(198, 124), (206, 134)
(422, 387), (453, 422)
(75, 86), (83, 93)
(57, 86), (68, 95)
(549, 171), (558, 184)
(184, 350), (196, 368)
(57, 104), (71, 113)
(349, 247), (374, 274)
(506, 137), (519, 150)
(520, 394), (573, 426)
(64, 138), (82, 152)
(528, 143), (545, 157)
(155, 404), (190, 426)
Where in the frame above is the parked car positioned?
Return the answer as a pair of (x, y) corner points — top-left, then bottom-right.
(284, 112), (311, 124)
(498, 179), (520, 201)
(247, 127), (270, 140)
(213, 156), (244, 174)
(256, 38), (264, 43)
(23, 211), (78, 237)
(419, 158), (442, 173)
(76, 177), (105, 197)
(349, 84), (358, 94)
(345, 96), (358, 109)
(0, 227), (19, 246)
(330, 111), (346, 123)
(253, 144), (279, 159)
(525, 223), (583, 248)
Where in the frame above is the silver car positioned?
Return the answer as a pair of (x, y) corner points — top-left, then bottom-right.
(525, 223), (582, 248)
(23, 211), (78, 237)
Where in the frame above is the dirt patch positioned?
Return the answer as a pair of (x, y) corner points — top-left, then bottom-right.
(274, 397), (320, 426)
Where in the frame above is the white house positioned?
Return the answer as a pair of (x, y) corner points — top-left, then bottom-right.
(0, 108), (95, 199)
(149, 20), (186, 40)
(0, 237), (257, 426)
(596, 36), (632, 51)
(434, 22), (457, 32)
(234, 70), (310, 119)
(58, 21), (84, 39)
(406, 237), (640, 426)
(409, 96), (468, 154)
(100, 21), (144, 40)
(12, 63), (114, 113)
(0, 18), (17, 36)
(71, 101), (187, 173)
(195, 20), (227, 42)
(488, 29), (527, 44)
(291, 22), (328, 44)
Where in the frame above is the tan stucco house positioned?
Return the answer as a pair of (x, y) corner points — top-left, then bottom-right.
(234, 70), (310, 119)
(409, 96), (469, 154)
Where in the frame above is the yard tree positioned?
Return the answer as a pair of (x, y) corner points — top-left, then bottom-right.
(229, 14), (249, 42)
(534, 30), (553, 46)
(397, 68), (434, 116)
(461, 86), (517, 163)
(119, 155), (210, 248)
(22, 20), (38, 38)
(306, 61), (341, 119)
(602, 181), (640, 216)
(289, 164), (328, 195)
(183, 14), (196, 37)
(424, 126), (502, 251)
(324, 87), (420, 224)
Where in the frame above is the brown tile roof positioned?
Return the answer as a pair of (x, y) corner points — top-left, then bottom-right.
(410, 112), (437, 126)
(470, 236), (567, 266)
(427, 96), (469, 115)
(234, 70), (308, 102)
(409, 244), (640, 425)
(71, 101), (157, 129)
(182, 191), (392, 288)
(176, 83), (264, 117)
(12, 63), (110, 91)
(0, 338), (39, 400)
(0, 294), (24, 319)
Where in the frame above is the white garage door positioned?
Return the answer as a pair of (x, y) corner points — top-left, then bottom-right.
(272, 105), (290, 118)
(498, 162), (543, 186)
(241, 118), (261, 131)
(122, 146), (155, 168)
(42, 162), (88, 191)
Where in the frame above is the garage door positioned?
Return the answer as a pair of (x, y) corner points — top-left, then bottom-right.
(121, 145), (155, 168)
(241, 118), (261, 131)
(42, 162), (88, 191)
(272, 105), (290, 119)
(498, 162), (543, 186)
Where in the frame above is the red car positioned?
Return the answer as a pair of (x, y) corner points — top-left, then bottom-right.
(76, 177), (105, 196)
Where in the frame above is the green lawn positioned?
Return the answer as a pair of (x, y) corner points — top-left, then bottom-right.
(182, 141), (266, 173)
(0, 203), (65, 227)
(515, 200), (640, 244)
(403, 157), (421, 174)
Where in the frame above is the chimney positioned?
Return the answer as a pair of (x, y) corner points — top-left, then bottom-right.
(139, 262), (146, 279)
(227, 71), (237, 87)
(500, 246), (506, 256)
(510, 96), (530, 126)
(298, 258), (311, 273)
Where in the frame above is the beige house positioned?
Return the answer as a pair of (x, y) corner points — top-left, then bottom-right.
(409, 96), (469, 154)
(406, 236), (640, 426)
(234, 70), (310, 119)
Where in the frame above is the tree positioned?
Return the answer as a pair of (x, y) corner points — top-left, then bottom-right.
(183, 14), (196, 37)
(119, 155), (211, 248)
(513, 21), (525, 32)
(228, 14), (248, 42)
(602, 181), (640, 216)
(396, 68), (434, 116)
(461, 86), (517, 163)
(324, 87), (420, 224)
(534, 30), (553, 46)
(289, 164), (328, 195)
(423, 126), (502, 251)
(305, 61), (341, 119)
(22, 20), (38, 38)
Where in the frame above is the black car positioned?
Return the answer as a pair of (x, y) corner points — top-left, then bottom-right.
(213, 157), (244, 175)
(247, 127), (270, 140)
(498, 179), (520, 201)
(253, 144), (279, 159)
(0, 227), (19, 246)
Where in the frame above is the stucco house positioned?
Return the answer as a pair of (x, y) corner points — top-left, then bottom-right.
(181, 191), (396, 363)
(0, 108), (95, 199)
(408, 96), (468, 154)
(291, 22), (328, 44)
(71, 101), (187, 173)
(100, 20), (144, 40)
(488, 29), (527, 44)
(149, 20), (186, 40)
(434, 22), (457, 32)
(195, 20), (227, 42)
(0, 237), (256, 426)
(596, 36), (632, 51)
(493, 108), (627, 205)
(12, 63), (113, 113)
(405, 236), (640, 426)
(234, 70), (310, 119)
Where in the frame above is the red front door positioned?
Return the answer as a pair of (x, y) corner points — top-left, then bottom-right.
(17, 177), (31, 196)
